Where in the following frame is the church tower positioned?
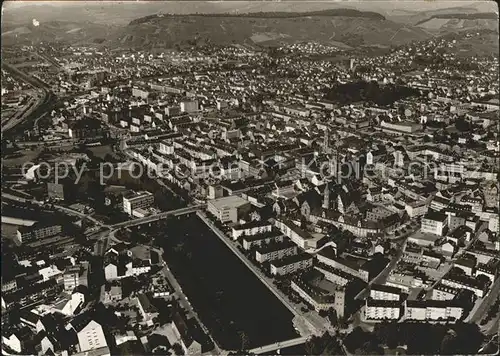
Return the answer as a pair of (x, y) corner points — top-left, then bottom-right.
(332, 149), (339, 184)
(322, 183), (330, 209)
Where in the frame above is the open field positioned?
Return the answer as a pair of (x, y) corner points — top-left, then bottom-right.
(2, 148), (43, 167)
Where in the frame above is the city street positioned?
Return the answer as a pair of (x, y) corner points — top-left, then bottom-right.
(356, 238), (407, 300)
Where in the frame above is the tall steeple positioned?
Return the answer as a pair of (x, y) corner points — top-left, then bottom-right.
(323, 129), (330, 154)
(332, 149), (340, 184)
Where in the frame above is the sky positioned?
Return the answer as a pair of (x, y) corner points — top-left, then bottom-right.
(2, 0), (497, 27)
(2, 0), (496, 12)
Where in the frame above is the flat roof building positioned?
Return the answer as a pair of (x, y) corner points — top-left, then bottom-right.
(207, 195), (251, 223)
(123, 191), (154, 216)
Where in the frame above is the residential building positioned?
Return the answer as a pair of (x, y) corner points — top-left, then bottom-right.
(102, 286), (123, 305)
(123, 191), (154, 215)
(314, 262), (356, 287)
(171, 310), (203, 355)
(370, 283), (403, 301)
(255, 240), (298, 263)
(430, 284), (460, 301)
(275, 218), (324, 249)
(453, 256), (476, 276)
(63, 265), (88, 293)
(180, 99), (199, 113)
(16, 223), (62, 245)
(421, 211), (448, 236)
(290, 278), (346, 317)
(441, 270), (490, 298)
(242, 230), (285, 250)
(2, 279), (17, 293)
(404, 300), (463, 322)
(135, 293), (159, 325)
(315, 251), (370, 282)
(75, 320), (108, 353)
(232, 221), (272, 240)
(364, 298), (401, 321)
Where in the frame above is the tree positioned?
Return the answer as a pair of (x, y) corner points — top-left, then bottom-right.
(440, 331), (457, 354)
(304, 337), (317, 355)
(238, 331), (250, 351)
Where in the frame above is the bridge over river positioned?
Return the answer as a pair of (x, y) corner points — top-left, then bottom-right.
(249, 336), (309, 354)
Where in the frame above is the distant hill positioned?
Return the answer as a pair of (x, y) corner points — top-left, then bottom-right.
(129, 9), (386, 25)
(415, 12), (498, 25)
(111, 10), (429, 50)
(415, 12), (498, 34)
(2, 6), (496, 52)
(387, 6), (483, 25)
(437, 30), (499, 57)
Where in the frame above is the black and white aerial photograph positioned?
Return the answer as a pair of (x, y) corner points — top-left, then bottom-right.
(1, 0), (499, 355)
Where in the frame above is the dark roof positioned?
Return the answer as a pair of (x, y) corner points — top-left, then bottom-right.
(449, 225), (473, 238)
(137, 293), (157, 314)
(314, 262), (359, 282)
(20, 310), (41, 325)
(423, 211), (447, 222)
(17, 222), (61, 234)
(406, 300), (461, 308)
(69, 313), (96, 333)
(233, 220), (272, 230)
(454, 255), (477, 269)
(317, 246), (337, 260)
(68, 117), (102, 130)
(148, 333), (171, 351)
(172, 309), (194, 348)
(242, 229), (283, 242)
(371, 283), (403, 295)
(255, 240), (296, 254)
(116, 340), (146, 355)
(271, 253), (312, 268)
(366, 298), (402, 308)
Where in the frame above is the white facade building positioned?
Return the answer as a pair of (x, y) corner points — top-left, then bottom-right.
(76, 320), (108, 353)
(123, 191), (154, 216)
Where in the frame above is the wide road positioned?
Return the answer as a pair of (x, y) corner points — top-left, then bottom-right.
(51, 204), (105, 227)
(249, 336), (309, 354)
(110, 205), (204, 229)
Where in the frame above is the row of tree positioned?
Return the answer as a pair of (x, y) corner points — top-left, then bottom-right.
(344, 321), (485, 355)
(323, 81), (421, 106)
